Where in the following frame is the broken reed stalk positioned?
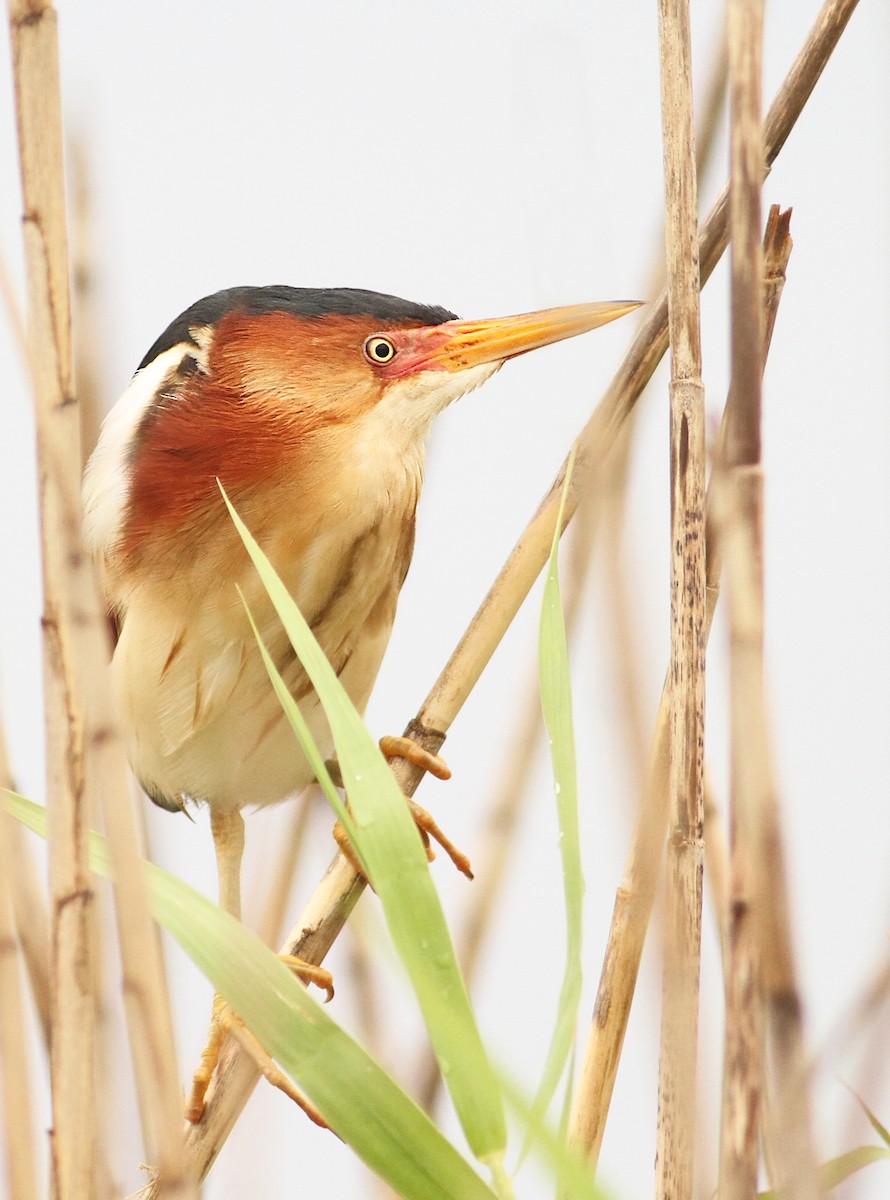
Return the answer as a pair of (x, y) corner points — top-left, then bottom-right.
(719, 205), (824, 1198)
(7, 3), (196, 1196)
(653, 2), (707, 1197)
(143, 5), (860, 1188)
(567, 210), (794, 1173)
(720, 204), (821, 1194)
(718, 2), (767, 1197)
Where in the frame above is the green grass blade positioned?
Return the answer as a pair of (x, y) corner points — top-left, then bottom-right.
(2, 789), (497, 1200)
(519, 450), (584, 1163)
(220, 486), (508, 1173)
(500, 1071), (614, 1200)
(843, 1084), (890, 1148)
(237, 590), (363, 859)
(758, 1145), (890, 1198)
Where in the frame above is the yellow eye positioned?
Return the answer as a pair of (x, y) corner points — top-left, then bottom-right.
(364, 336), (397, 365)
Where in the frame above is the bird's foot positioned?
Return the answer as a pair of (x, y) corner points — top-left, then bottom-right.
(185, 958), (334, 1124)
(331, 735), (473, 881)
(378, 734), (452, 782)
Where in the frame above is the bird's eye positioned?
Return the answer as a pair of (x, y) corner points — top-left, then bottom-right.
(364, 336), (397, 365)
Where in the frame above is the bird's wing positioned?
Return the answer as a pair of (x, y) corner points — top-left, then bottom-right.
(114, 595), (277, 760)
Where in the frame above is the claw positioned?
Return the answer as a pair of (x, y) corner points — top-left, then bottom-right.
(379, 734), (451, 781)
(186, 957), (334, 1123)
(407, 797), (473, 880)
(331, 735), (473, 880)
(281, 955), (334, 1003)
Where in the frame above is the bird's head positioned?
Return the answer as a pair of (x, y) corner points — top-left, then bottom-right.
(84, 286), (640, 583)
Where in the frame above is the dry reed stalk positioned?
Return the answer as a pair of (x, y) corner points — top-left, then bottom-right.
(719, 253), (820, 1200)
(718, 3), (767, 1197)
(695, 22), (729, 188)
(757, 857), (823, 1194)
(717, 200), (822, 1200)
(0, 710), (51, 1046)
(702, 770), (730, 977)
(653, 2), (707, 1197)
(567, 211), (793, 1173)
(69, 136), (102, 466)
(598, 428), (655, 782)
(0, 808), (39, 1200)
(8, 4), (98, 1193)
(137, 3), (858, 1187)
(8, 4), (196, 1195)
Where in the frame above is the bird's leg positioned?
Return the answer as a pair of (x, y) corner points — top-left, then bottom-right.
(213, 806), (245, 920)
(185, 808), (244, 1122)
(186, 807), (334, 1124)
(330, 736), (474, 881)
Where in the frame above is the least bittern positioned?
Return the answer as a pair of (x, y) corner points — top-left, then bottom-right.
(83, 285), (640, 1119)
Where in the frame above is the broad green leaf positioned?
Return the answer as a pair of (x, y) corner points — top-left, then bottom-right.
(520, 448), (584, 1162)
(3, 790), (497, 1200)
(220, 487), (509, 1177)
(758, 1144), (890, 1199)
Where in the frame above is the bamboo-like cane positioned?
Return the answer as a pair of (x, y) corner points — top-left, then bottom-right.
(653, 3), (707, 1198)
(567, 209), (794, 1173)
(718, 2), (768, 1197)
(8, 4), (196, 1196)
(133, 2), (859, 1189)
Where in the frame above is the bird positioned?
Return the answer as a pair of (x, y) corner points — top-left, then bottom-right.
(83, 284), (640, 1119)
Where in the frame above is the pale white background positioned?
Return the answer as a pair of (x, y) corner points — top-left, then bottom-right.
(1, 3), (888, 1198)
